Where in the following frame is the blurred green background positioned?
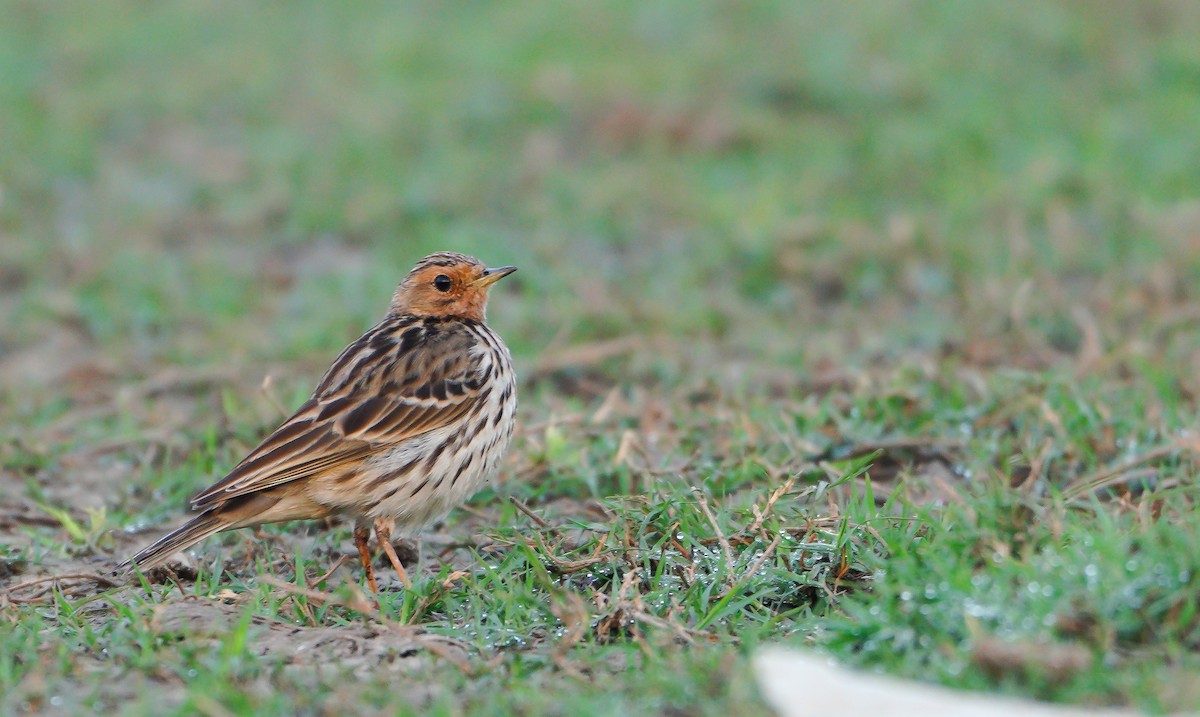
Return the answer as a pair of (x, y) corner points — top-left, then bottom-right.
(5, 0), (1200, 392)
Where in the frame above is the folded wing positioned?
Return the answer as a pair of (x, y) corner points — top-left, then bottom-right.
(190, 318), (488, 509)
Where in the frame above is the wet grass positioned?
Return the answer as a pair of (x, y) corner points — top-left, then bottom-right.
(4, 0), (1200, 715)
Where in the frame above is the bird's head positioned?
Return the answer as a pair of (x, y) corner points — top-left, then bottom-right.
(391, 252), (517, 322)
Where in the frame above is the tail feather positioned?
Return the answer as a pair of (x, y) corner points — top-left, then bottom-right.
(121, 511), (228, 572)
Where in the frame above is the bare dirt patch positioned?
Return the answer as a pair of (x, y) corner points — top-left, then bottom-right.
(150, 598), (469, 677)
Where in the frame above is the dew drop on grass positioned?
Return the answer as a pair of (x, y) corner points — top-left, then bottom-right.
(494, 634), (527, 650)
(963, 599), (994, 618)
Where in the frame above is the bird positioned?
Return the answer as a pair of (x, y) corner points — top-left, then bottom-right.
(122, 251), (518, 591)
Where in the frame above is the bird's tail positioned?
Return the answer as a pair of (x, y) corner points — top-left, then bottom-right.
(121, 510), (228, 572)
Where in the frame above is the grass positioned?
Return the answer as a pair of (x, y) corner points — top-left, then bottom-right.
(4, 0), (1200, 714)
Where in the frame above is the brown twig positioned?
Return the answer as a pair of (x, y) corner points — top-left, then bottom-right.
(747, 478), (795, 537)
(259, 373), (291, 420)
(4, 572), (121, 604)
(509, 496), (566, 541)
(258, 575), (379, 619)
(516, 413), (587, 436)
(307, 555), (351, 589)
(1062, 443), (1186, 500)
(626, 606), (700, 646)
(533, 532), (611, 574)
(714, 533), (783, 603)
(741, 533), (783, 583)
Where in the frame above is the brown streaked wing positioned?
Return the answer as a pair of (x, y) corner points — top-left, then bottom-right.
(190, 317), (491, 509)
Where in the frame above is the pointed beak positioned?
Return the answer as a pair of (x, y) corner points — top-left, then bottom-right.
(472, 265), (517, 288)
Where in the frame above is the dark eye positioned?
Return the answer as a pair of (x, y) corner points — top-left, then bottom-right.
(433, 274), (452, 292)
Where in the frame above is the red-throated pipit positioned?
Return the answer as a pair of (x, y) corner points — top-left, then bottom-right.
(123, 252), (517, 590)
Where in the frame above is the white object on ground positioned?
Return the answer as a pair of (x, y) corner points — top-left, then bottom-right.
(754, 648), (1186, 717)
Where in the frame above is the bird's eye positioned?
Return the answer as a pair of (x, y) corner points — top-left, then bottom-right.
(433, 274), (453, 292)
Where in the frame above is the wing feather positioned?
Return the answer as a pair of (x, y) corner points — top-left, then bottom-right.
(191, 316), (490, 508)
